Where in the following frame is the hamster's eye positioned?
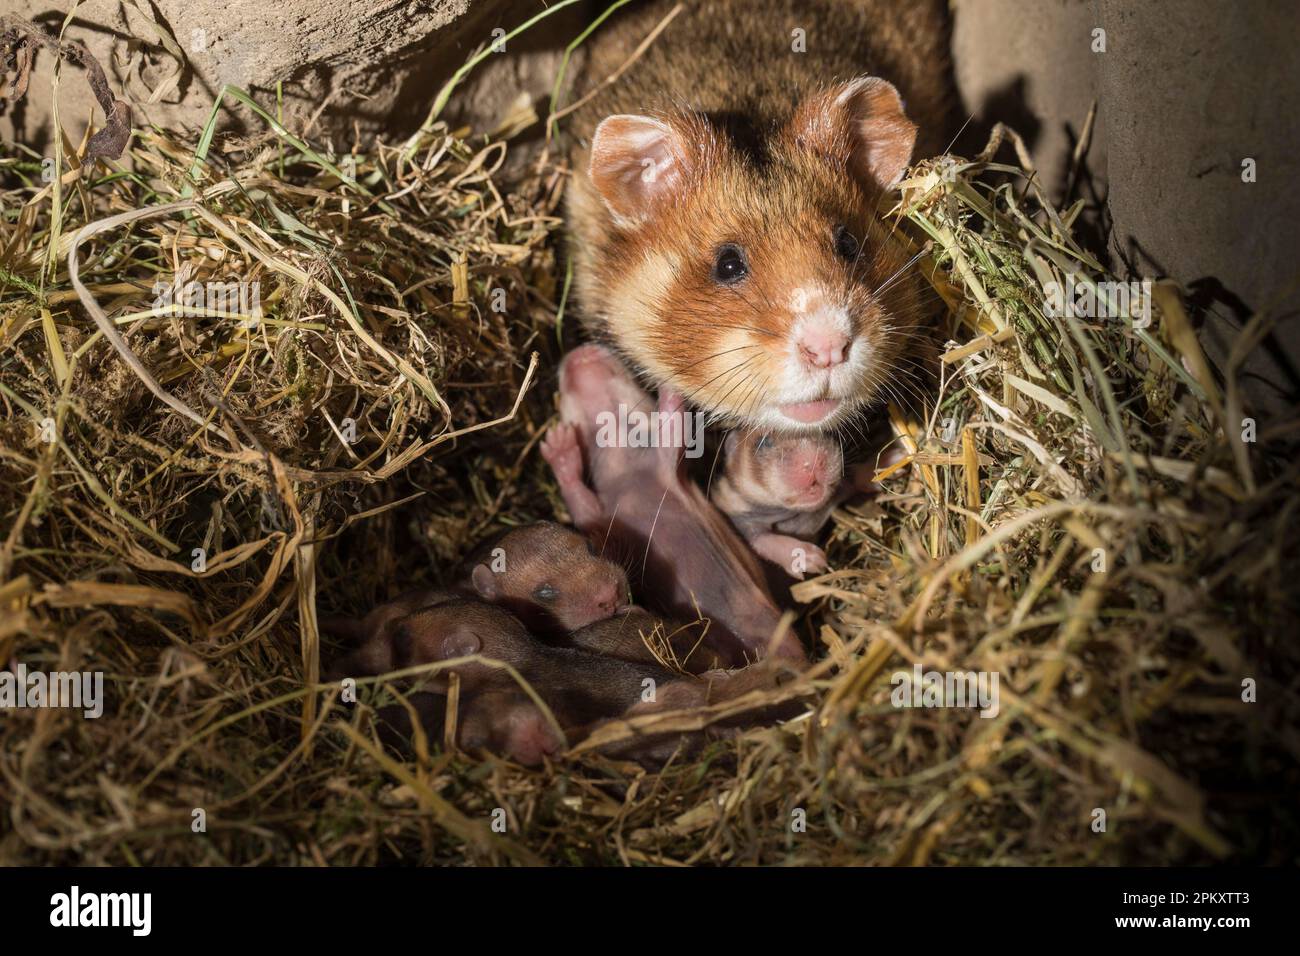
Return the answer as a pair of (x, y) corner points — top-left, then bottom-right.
(755, 434), (775, 451)
(533, 583), (559, 603)
(834, 225), (859, 262)
(585, 539), (598, 557)
(712, 244), (749, 284)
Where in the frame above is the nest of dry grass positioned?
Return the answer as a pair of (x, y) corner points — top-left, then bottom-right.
(2, 68), (1297, 865)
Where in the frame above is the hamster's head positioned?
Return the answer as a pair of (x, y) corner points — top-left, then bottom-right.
(725, 429), (844, 511)
(469, 521), (631, 634)
(556, 343), (654, 431)
(575, 76), (927, 434)
(395, 600), (526, 689)
(458, 690), (564, 766)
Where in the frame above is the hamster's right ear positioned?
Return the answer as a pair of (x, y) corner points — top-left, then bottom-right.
(471, 563), (499, 599)
(588, 115), (688, 227)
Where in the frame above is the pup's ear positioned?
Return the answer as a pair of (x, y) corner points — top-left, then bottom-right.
(440, 628), (481, 660)
(470, 563), (498, 599)
(790, 76), (917, 191)
(588, 114), (691, 226)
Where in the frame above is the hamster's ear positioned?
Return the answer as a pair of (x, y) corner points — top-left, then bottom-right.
(791, 76), (917, 191)
(470, 563), (498, 599)
(588, 114), (688, 226)
(440, 629), (481, 660)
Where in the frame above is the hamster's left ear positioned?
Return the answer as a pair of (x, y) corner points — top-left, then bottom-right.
(790, 76), (917, 191)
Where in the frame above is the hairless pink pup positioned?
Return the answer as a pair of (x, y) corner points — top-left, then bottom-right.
(541, 344), (805, 665)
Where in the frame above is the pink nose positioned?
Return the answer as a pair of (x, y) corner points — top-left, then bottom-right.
(797, 328), (849, 369)
(791, 454), (828, 492)
(785, 452), (826, 494)
(595, 583), (623, 613)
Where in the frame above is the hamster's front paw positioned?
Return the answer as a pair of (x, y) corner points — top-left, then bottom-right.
(796, 542), (828, 577)
(751, 532), (827, 579)
(541, 423), (583, 485)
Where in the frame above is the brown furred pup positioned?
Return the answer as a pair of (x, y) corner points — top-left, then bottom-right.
(566, 0), (953, 434)
(455, 689), (565, 767)
(389, 599), (693, 730)
(352, 601), (803, 767)
(460, 520), (631, 637)
(323, 520), (631, 667)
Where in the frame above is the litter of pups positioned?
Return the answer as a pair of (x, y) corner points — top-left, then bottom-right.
(325, 344), (857, 764)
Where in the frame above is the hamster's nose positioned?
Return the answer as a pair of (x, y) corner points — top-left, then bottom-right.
(791, 457), (826, 491)
(805, 453), (828, 480)
(797, 328), (849, 369)
(596, 582), (622, 613)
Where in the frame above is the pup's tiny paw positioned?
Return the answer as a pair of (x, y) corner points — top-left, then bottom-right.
(541, 424), (583, 482)
(783, 542), (827, 579)
(797, 543), (828, 576)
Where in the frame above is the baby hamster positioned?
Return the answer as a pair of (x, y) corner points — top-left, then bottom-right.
(711, 429), (847, 577)
(324, 520), (631, 664)
(540, 343), (803, 663)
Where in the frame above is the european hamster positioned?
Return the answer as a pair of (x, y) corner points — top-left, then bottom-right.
(353, 601), (802, 767)
(369, 690), (563, 768)
(566, 0), (953, 433)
